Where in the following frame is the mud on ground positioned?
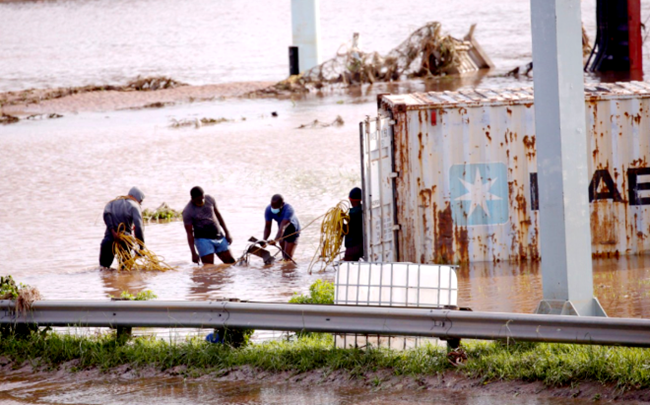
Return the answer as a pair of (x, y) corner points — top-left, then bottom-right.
(0, 357), (647, 403)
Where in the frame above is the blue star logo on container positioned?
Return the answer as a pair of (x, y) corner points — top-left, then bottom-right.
(450, 163), (509, 226)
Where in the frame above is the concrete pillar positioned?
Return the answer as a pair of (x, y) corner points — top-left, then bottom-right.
(530, 0), (606, 316)
(291, 0), (321, 73)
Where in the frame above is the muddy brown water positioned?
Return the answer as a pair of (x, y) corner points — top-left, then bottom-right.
(0, 375), (611, 405)
(2, 93), (650, 318)
(3, 0), (650, 404)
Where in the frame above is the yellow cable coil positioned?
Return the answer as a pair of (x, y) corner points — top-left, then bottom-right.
(308, 201), (350, 273)
(112, 223), (175, 272)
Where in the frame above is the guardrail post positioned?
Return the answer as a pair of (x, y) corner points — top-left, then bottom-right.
(115, 326), (132, 341)
(530, 0), (606, 316)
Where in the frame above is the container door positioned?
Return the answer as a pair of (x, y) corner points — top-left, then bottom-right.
(360, 115), (397, 262)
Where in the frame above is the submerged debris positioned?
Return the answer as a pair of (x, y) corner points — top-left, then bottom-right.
(0, 76), (187, 108)
(169, 117), (230, 128)
(297, 115), (345, 129)
(142, 203), (182, 221)
(506, 24), (591, 77)
(126, 76), (185, 91)
(0, 114), (19, 125)
(25, 113), (63, 120)
(130, 101), (174, 110)
(254, 22), (492, 96)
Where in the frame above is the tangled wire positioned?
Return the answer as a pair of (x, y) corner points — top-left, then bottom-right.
(259, 21), (465, 95)
(308, 201), (350, 274)
(112, 223), (175, 272)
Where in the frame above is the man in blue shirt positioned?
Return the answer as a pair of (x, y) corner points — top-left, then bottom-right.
(263, 194), (300, 261)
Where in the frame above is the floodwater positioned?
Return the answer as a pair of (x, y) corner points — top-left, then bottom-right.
(0, 374), (611, 405)
(3, 0), (650, 404)
(2, 0), (650, 92)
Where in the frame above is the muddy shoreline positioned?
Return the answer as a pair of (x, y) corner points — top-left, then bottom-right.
(0, 80), (276, 117)
(0, 358), (647, 403)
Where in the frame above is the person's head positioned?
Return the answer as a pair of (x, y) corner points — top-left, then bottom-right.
(348, 187), (362, 207)
(128, 187), (145, 204)
(270, 194), (284, 214)
(190, 186), (205, 207)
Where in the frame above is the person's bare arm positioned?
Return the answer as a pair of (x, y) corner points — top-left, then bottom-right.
(213, 206), (232, 244)
(274, 219), (290, 243)
(263, 220), (273, 243)
(184, 224), (199, 263)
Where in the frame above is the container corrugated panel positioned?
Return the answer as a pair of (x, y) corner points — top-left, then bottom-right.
(361, 116), (398, 262)
(365, 81), (650, 264)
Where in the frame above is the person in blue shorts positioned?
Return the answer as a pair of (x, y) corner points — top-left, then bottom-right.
(183, 186), (235, 265)
(262, 194), (300, 261)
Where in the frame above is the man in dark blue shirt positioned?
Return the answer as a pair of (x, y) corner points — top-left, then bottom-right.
(343, 187), (364, 261)
(263, 194), (300, 261)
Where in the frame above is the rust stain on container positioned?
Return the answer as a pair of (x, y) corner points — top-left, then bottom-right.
(433, 202), (454, 264)
(367, 84), (650, 264)
(591, 201), (618, 246)
(454, 225), (469, 264)
(522, 135), (536, 160)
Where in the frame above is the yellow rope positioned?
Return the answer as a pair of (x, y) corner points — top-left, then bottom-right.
(308, 201), (350, 273)
(112, 223), (174, 272)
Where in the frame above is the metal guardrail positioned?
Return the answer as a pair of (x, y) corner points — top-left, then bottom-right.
(2, 300), (650, 347)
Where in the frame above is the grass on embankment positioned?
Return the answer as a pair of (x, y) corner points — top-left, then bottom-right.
(1, 331), (650, 390)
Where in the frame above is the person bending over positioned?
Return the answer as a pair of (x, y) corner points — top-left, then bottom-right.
(183, 186), (235, 265)
(99, 187), (145, 269)
(263, 194), (301, 261)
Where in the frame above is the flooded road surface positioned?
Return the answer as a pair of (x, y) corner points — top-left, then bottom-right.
(3, 1), (650, 404)
(0, 374), (612, 405)
(2, 92), (650, 318)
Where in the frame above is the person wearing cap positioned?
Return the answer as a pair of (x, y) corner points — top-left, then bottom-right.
(99, 187), (146, 269)
(343, 187), (364, 261)
(183, 186), (235, 265)
(263, 194), (301, 261)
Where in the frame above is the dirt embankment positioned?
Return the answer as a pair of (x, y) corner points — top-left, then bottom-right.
(0, 357), (647, 403)
(0, 77), (274, 118)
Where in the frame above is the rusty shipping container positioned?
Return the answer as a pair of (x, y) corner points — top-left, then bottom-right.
(361, 81), (650, 264)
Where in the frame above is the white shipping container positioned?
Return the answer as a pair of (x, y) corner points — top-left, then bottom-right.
(361, 81), (650, 264)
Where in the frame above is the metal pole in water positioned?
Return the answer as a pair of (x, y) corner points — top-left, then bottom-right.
(290, 0), (321, 73)
(530, 0), (607, 316)
(288, 46), (300, 76)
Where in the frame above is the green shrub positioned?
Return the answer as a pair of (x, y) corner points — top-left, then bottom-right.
(289, 279), (334, 305)
(114, 290), (158, 301)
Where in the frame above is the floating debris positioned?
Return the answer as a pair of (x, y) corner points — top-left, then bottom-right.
(142, 203), (182, 221)
(0, 114), (19, 125)
(130, 101), (174, 110)
(505, 24), (591, 77)
(297, 115), (344, 129)
(0, 275), (42, 314)
(126, 76), (185, 91)
(0, 76), (187, 108)
(25, 113), (63, 120)
(170, 117), (230, 128)
(253, 22), (492, 96)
